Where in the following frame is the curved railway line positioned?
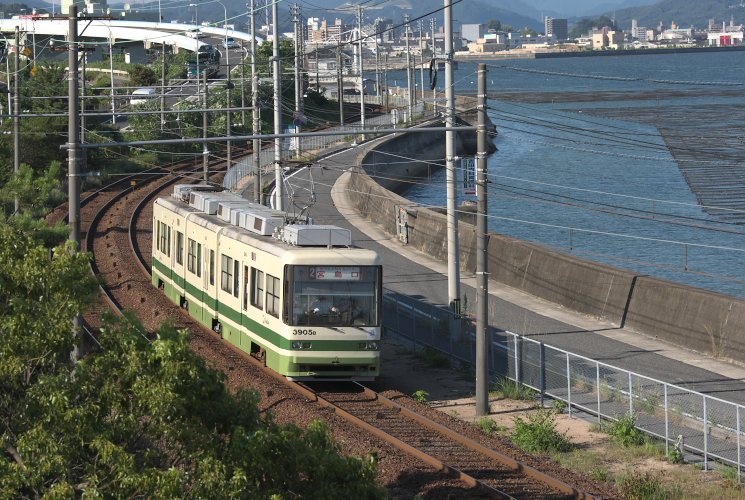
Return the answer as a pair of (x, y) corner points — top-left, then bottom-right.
(63, 153), (617, 498)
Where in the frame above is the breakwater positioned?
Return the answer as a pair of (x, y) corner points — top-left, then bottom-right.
(347, 115), (745, 366)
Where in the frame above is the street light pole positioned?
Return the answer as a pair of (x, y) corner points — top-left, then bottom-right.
(13, 27), (20, 214)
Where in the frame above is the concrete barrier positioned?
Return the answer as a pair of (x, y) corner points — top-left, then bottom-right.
(348, 116), (745, 365)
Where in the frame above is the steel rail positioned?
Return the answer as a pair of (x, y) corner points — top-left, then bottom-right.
(355, 383), (597, 499)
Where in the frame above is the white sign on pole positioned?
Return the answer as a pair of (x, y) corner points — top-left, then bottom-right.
(462, 157), (476, 195)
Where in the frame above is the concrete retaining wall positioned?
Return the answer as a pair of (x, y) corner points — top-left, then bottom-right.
(348, 121), (745, 365)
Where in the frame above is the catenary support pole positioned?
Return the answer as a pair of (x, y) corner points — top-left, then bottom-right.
(67, 6), (83, 363)
(419, 20), (425, 104)
(404, 14), (413, 121)
(292, 3), (302, 158)
(444, 0), (461, 313)
(13, 27), (19, 213)
(337, 40), (344, 125)
(272, 0), (283, 210)
(357, 6), (365, 142)
(160, 43), (166, 131)
(475, 63), (489, 416)
(202, 70), (209, 180)
(250, 0), (261, 203)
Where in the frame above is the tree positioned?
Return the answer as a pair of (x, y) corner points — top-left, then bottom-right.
(568, 16), (618, 39)
(0, 222), (385, 499)
(128, 64), (157, 87)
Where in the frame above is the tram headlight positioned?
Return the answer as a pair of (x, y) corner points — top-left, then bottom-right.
(293, 341), (312, 349)
(359, 342), (378, 350)
(292, 341), (301, 349)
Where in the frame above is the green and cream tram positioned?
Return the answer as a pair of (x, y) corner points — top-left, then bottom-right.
(152, 185), (382, 380)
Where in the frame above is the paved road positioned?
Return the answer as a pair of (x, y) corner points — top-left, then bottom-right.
(271, 137), (745, 406)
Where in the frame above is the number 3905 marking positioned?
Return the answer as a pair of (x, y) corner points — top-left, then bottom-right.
(293, 329), (317, 335)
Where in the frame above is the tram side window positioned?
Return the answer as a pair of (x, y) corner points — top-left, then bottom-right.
(197, 243), (202, 278)
(157, 221), (171, 257)
(250, 267), (264, 310)
(243, 266), (249, 310)
(233, 259), (240, 298)
(176, 231), (184, 265)
(187, 238), (197, 274)
(209, 250), (215, 286)
(266, 274), (280, 318)
(221, 254), (233, 294)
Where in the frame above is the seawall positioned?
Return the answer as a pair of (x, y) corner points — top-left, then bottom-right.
(348, 118), (745, 366)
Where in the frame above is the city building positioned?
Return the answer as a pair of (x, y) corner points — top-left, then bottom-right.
(461, 23), (487, 43)
(545, 17), (568, 41)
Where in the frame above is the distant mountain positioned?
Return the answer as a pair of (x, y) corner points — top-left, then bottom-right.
(518, 0), (656, 18)
(603, 0), (742, 29)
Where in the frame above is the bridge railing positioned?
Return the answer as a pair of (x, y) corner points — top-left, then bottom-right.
(382, 286), (745, 479)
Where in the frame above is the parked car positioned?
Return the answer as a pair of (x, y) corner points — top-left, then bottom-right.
(222, 37), (238, 49)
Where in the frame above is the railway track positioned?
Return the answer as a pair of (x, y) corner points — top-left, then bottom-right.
(69, 153), (613, 497)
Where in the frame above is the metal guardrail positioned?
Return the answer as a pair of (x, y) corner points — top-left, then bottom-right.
(382, 286), (745, 480)
(223, 102), (433, 191)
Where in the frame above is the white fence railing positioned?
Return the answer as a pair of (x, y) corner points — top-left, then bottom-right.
(382, 286), (745, 479)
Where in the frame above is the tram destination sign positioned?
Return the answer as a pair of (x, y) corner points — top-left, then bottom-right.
(308, 266), (360, 280)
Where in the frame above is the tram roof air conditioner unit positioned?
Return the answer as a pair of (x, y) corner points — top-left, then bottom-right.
(239, 211), (285, 236)
(281, 225), (352, 247)
(216, 202), (256, 223)
(173, 184), (219, 202)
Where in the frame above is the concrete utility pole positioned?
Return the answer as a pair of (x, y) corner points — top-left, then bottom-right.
(272, 0), (283, 210)
(13, 27), (19, 213)
(67, 6), (82, 363)
(475, 63), (489, 416)
(337, 39), (344, 125)
(404, 14), (413, 122)
(357, 6), (365, 142)
(251, 0), (261, 203)
(202, 70), (209, 180)
(292, 3), (302, 158)
(444, 0), (461, 313)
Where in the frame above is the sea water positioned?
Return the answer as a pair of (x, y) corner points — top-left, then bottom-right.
(399, 51), (745, 297)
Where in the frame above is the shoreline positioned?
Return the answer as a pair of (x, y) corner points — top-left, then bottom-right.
(455, 45), (745, 62)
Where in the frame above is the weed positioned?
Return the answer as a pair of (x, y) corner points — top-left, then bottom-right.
(490, 377), (536, 401)
(721, 465), (739, 484)
(411, 390), (430, 403)
(617, 471), (680, 500)
(607, 413), (645, 447)
(668, 446), (684, 464)
(450, 409), (459, 418)
(552, 399), (568, 414)
(475, 416), (503, 435)
(590, 467), (612, 483)
(511, 408), (574, 454)
(589, 422), (602, 433)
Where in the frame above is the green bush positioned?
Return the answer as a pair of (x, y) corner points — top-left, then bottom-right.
(552, 399), (568, 413)
(607, 413), (645, 447)
(511, 409), (574, 454)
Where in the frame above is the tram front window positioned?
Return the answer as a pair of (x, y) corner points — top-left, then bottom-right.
(287, 265), (380, 327)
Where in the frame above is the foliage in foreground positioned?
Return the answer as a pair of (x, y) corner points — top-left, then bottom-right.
(511, 408), (574, 454)
(0, 222), (385, 499)
(617, 471), (681, 500)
